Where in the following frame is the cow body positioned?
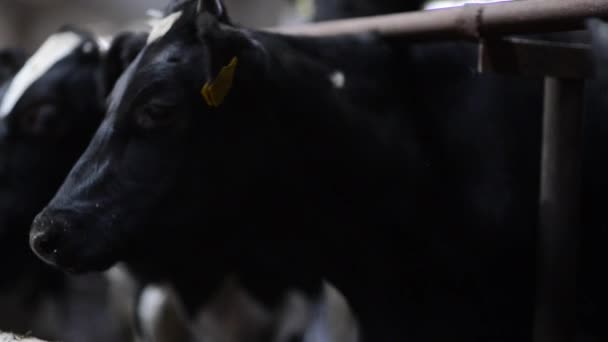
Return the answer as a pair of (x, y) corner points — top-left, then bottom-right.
(30, 1), (608, 341)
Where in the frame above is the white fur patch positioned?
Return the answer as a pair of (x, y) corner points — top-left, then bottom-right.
(97, 36), (112, 53)
(147, 11), (183, 45)
(424, 0), (510, 10)
(303, 282), (360, 342)
(0, 333), (47, 342)
(0, 32), (82, 117)
(138, 285), (168, 336)
(330, 71), (345, 89)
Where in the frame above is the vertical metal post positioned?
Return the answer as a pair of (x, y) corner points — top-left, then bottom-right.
(534, 77), (584, 342)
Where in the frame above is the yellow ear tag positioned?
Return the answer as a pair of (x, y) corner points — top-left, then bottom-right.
(201, 56), (238, 108)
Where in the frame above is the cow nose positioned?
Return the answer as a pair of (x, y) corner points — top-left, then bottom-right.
(30, 227), (59, 263)
(30, 210), (71, 266)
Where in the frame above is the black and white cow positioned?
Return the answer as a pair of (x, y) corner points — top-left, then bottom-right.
(27, 1), (542, 341)
(0, 27), (147, 341)
(30, 1), (608, 341)
(0, 21), (294, 342)
(0, 23), (309, 342)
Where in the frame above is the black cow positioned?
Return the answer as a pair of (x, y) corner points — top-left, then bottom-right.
(31, 1), (600, 341)
(0, 23), (306, 342)
(0, 27), (147, 341)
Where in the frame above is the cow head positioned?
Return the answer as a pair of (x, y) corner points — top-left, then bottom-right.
(0, 27), (146, 271)
(31, 0), (272, 273)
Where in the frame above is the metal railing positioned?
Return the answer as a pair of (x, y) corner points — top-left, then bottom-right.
(268, 0), (608, 40)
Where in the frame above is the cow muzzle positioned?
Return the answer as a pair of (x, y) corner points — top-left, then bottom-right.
(29, 208), (108, 273)
(30, 210), (72, 267)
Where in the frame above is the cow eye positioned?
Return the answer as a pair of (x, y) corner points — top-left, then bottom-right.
(20, 104), (60, 136)
(135, 104), (174, 130)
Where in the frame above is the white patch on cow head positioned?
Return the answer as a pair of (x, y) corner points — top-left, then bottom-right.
(330, 71), (345, 89)
(147, 11), (183, 45)
(0, 31), (83, 118)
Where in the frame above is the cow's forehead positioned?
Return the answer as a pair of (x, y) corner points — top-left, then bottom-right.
(107, 52), (142, 116)
(0, 31), (83, 118)
(107, 9), (198, 117)
(107, 41), (187, 117)
(107, 10), (193, 115)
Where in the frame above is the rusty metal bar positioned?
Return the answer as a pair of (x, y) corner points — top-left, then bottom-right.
(534, 77), (584, 342)
(267, 0), (608, 40)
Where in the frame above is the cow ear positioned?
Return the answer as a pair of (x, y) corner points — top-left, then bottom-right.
(196, 0), (230, 24)
(103, 32), (148, 94)
(589, 19), (608, 78)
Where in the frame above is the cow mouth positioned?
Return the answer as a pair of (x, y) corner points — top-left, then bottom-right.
(29, 230), (90, 274)
(30, 230), (66, 269)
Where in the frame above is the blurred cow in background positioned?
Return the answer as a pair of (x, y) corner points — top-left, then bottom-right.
(0, 27), (147, 342)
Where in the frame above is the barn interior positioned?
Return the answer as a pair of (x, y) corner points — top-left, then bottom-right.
(0, 0), (605, 342)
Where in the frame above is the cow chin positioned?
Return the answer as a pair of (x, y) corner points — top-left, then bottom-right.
(29, 208), (120, 274)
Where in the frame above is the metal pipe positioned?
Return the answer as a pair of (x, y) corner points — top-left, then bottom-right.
(534, 77), (584, 342)
(267, 0), (608, 40)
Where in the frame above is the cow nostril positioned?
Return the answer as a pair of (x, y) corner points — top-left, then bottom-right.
(30, 211), (68, 264)
(30, 230), (58, 258)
